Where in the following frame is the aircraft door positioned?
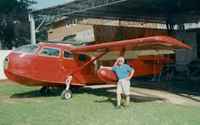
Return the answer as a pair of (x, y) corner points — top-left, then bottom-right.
(76, 54), (95, 74)
(61, 50), (77, 81)
(33, 47), (62, 82)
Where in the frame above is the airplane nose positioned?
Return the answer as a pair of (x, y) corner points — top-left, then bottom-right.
(3, 56), (9, 69)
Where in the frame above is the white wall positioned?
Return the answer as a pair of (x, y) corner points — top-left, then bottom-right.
(0, 50), (12, 80)
(74, 29), (95, 42)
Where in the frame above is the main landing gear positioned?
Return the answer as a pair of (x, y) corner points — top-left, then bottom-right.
(61, 76), (73, 100)
(40, 86), (50, 96)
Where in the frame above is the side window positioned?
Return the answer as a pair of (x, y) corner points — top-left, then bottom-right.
(63, 51), (73, 59)
(78, 54), (86, 61)
(40, 47), (60, 57)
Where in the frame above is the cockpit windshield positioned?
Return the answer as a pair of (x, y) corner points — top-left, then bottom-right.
(13, 45), (38, 54)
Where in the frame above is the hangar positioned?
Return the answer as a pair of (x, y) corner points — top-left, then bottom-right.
(30, 0), (200, 79)
(31, 0), (200, 23)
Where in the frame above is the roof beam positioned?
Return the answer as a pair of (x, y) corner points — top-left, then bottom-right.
(32, 0), (128, 21)
(69, 13), (167, 23)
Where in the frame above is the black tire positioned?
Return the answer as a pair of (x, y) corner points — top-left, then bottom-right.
(40, 86), (50, 96)
(61, 90), (72, 100)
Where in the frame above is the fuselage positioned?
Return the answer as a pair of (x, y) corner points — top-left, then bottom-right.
(4, 43), (171, 87)
(4, 43), (103, 87)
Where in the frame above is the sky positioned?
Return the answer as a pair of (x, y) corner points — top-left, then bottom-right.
(31, 0), (74, 10)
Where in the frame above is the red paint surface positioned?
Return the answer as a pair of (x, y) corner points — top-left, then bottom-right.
(97, 68), (118, 83)
(4, 36), (190, 87)
(97, 55), (173, 83)
(71, 36), (191, 53)
(4, 43), (103, 86)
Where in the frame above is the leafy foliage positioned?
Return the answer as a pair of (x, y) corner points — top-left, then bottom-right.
(0, 0), (37, 49)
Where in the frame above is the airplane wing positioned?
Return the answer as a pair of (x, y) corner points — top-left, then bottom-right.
(71, 36), (191, 60)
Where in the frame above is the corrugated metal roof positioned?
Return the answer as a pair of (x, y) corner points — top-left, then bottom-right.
(31, 0), (200, 24)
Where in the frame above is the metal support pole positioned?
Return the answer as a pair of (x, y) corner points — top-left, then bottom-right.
(29, 13), (36, 44)
(118, 20), (122, 40)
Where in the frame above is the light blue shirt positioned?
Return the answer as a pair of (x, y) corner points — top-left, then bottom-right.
(112, 64), (133, 80)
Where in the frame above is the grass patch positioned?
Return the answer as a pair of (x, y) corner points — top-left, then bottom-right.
(0, 81), (200, 125)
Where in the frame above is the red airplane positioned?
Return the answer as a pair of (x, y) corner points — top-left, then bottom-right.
(3, 36), (190, 99)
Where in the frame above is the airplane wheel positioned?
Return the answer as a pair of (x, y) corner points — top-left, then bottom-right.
(40, 86), (50, 96)
(61, 90), (72, 100)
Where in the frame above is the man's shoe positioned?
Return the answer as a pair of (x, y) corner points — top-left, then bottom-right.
(115, 105), (121, 109)
(125, 105), (129, 109)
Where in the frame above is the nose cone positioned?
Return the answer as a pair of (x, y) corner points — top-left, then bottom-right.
(3, 56), (9, 69)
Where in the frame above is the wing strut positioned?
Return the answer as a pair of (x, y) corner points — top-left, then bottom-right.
(119, 48), (125, 56)
(70, 50), (108, 75)
(61, 51), (108, 100)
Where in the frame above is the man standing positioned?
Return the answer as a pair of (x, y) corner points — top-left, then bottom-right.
(100, 57), (134, 108)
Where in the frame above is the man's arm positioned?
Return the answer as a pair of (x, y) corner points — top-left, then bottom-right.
(100, 66), (112, 70)
(126, 69), (135, 80)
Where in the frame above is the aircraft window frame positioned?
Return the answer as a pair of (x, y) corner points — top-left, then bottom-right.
(12, 45), (39, 54)
(39, 47), (61, 58)
(63, 50), (74, 59)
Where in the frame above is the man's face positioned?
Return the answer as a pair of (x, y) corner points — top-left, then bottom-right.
(118, 59), (124, 66)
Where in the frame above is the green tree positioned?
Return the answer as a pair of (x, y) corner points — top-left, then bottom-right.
(0, 0), (37, 49)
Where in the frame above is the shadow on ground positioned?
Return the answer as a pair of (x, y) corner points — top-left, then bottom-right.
(10, 87), (63, 98)
(10, 86), (164, 106)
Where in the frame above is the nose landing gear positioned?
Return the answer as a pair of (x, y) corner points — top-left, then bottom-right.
(61, 90), (72, 99)
(61, 76), (72, 100)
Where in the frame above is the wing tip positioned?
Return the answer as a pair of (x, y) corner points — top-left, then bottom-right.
(153, 36), (191, 49)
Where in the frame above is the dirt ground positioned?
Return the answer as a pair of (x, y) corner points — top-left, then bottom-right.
(86, 85), (200, 107)
(86, 77), (200, 107)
